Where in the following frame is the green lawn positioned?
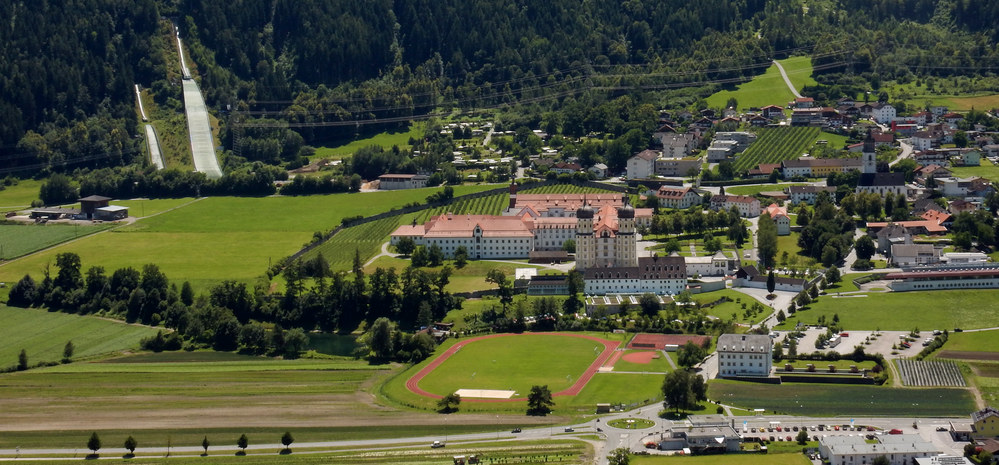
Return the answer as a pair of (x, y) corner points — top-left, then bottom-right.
(0, 179), (44, 208)
(700, 289), (767, 324)
(939, 330), (999, 353)
(950, 159), (999, 182)
(815, 131), (852, 150)
(780, 290), (999, 330)
(705, 57), (814, 111)
(312, 124), (424, 160)
(0, 186), (494, 293)
(727, 184), (805, 196)
(416, 334), (606, 396)
(632, 453), (809, 465)
(0, 305), (161, 369)
(823, 273), (872, 293)
(883, 80), (999, 112)
(0, 223), (112, 259)
(708, 380), (974, 417)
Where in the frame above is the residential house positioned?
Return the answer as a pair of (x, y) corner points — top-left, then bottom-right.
(588, 163), (608, 179)
(912, 131), (937, 151)
(973, 407), (999, 438)
(911, 111), (931, 126)
(781, 157), (862, 178)
(655, 157), (701, 177)
(551, 162), (582, 174)
(748, 114), (770, 127)
(661, 133), (698, 157)
(791, 108), (823, 126)
(626, 150), (659, 179)
(872, 223), (913, 254)
(953, 150), (981, 167)
(763, 203), (790, 235)
(788, 185), (836, 205)
(761, 105), (785, 119)
(914, 165), (952, 184)
(943, 112), (964, 129)
(950, 199), (978, 214)
(747, 163), (782, 179)
(710, 195), (761, 217)
(793, 97), (815, 108)
(868, 219), (948, 237)
(717, 334), (772, 378)
(870, 102), (897, 124)
(656, 186), (702, 209)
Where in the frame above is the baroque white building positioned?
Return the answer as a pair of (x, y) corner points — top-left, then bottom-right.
(717, 334), (772, 378)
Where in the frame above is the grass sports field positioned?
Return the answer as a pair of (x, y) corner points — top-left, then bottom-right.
(708, 380), (974, 417)
(950, 159), (999, 182)
(413, 334), (614, 397)
(0, 185), (495, 292)
(705, 57), (815, 111)
(0, 305), (160, 368)
(776, 289), (999, 331)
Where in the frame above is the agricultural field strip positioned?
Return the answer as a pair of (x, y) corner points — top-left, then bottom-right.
(896, 359), (965, 387)
(0, 224), (113, 260)
(33, 359), (385, 374)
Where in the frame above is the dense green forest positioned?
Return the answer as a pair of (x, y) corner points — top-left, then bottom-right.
(3, 0), (999, 178)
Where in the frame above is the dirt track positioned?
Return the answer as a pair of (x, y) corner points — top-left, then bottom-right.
(937, 350), (999, 361)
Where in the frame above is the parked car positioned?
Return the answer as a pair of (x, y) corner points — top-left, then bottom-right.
(889, 429), (903, 435)
(936, 426), (948, 432)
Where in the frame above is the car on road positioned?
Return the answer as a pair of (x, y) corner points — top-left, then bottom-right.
(936, 426), (948, 432)
(431, 441), (445, 448)
(888, 429), (903, 435)
(511, 428), (522, 433)
(564, 427), (574, 432)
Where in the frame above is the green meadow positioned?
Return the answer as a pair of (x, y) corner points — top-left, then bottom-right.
(938, 329), (999, 353)
(776, 289), (999, 331)
(0, 223), (112, 259)
(0, 185), (495, 292)
(311, 124), (425, 160)
(0, 305), (160, 368)
(705, 57), (815, 111)
(949, 158), (999, 182)
(0, 179), (44, 208)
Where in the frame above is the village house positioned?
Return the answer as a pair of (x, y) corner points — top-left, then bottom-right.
(819, 435), (939, 465)
(763, 203), (790, 235)
(626, 149), (659, 179)
(656, 186), (702, 209)
(733, 266), (806, 292)
(655, 156), (701, 177)
(710, 194), (761, 217)
(788, 185), (836, 205)
(378, 174), (429, 190)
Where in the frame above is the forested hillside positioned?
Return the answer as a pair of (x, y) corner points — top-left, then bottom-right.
(3, 0), (999, 176)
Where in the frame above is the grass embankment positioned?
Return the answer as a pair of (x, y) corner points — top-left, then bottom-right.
(709, 380), (975, 417)
(726, 184), (806, 196)
(0, 179), (44, 208)
(0, 305), (160, 368)
(776, 289), (999, 331)
(0, 186), (492, 293)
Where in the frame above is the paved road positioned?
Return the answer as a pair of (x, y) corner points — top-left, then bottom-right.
(144, 124), (165, 170)
(773, 60), (803, 99)
(182, 78), (223, 179)
(889, 140), (914, 167)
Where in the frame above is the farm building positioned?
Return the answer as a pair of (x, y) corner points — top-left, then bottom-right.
(94, 205), (129, 221)
(79, 195), (111, 219)
(28, 207), (80, 220)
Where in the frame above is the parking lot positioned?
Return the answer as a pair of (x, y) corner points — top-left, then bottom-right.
(773, 327), (929, 359)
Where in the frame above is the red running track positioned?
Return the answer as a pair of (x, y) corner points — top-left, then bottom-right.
(405, 333), (620, 402)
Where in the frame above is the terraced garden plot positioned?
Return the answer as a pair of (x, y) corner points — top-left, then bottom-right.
(896, 359), (965, 387)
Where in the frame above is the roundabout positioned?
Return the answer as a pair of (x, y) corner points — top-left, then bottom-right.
(607, 417), (655, 429)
